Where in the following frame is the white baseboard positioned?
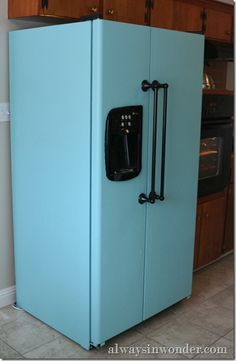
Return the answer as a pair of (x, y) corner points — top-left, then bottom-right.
(0, 286), (16, 308)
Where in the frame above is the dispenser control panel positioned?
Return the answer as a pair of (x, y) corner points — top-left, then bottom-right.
(105, 106), (143, 181)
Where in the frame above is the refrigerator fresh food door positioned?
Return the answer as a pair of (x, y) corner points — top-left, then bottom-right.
(10, 22), (92, 349)
(91, 20), (150, 346)
(143, 28), (204, 319)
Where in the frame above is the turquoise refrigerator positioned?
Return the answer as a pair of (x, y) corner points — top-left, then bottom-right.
(9, 20), (204, 350)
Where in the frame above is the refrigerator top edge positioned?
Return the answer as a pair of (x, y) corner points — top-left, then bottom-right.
(8, 18), (93, 37)
(8, 18), (205, 41)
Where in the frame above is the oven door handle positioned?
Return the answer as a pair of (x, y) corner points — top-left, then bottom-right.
(138, 80), (169, 204)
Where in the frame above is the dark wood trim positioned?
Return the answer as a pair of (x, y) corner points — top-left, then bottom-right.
(202, 0), (234, 13)
(177, 0), (234, 13)
(203, 89), (234, 96)
(198, 188), (227, 204)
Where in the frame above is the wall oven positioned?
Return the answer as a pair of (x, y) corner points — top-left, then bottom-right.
(198, 94), (233, 197)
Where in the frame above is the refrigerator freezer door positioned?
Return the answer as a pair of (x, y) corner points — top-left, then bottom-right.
(143, 29), (204, 319)
(91, 20), (150, 346)
(10, 22), (92, 349)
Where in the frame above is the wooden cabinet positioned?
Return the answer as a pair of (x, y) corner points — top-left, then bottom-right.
(205, 6), (233, 43)
(9, 0), (101, 19)
(222, 156), (234, 254)
(198, 196), (227, 267)
(8, 0), (40, 18)
(103, 0), (148, 25)
(222, 184), (234, 253)
(173, 1), (203, 33)
(150, 0), (174, 30)
(193, 207), (202, 269)
(194, 154), (234, 269)
(8, 0), (234, 44)
(194, 191), (227, 269)
(150, 0), (233, 42)
(9, 0), (147, 24)
(39, 0), (100, 19)
(150, 0), (233, 43)
(151, 0), (203, 33)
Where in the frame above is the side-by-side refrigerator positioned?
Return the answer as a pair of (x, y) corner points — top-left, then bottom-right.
(9, 20), (204, 349)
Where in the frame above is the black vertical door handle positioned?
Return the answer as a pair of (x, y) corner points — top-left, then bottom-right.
(159, 84), (168, 201)
(138, 80), (168, 205)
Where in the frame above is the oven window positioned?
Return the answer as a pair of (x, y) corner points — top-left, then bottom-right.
(199, 137), (223, 180)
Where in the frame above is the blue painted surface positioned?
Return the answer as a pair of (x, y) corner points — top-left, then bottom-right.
(9, 22), (92, 349)
(91, 20), (150, 346)
(143, 28), (204, 319)
(10, 19), (204, 349)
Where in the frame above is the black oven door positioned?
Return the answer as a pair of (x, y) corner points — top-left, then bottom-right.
(198, 121), (233, 197)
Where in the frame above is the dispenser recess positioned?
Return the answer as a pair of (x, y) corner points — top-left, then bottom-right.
(105, 106), (143, 181)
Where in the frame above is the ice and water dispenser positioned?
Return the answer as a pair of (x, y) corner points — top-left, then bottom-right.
(105, 106), (143, 181)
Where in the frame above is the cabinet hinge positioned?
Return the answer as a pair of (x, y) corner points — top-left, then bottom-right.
(144, 11), (148, 24)
(202, 23), (207, 34)
(200, 8), (207, 34)
(201, 8), (207, 21)
(42, 0), (49, 9)
(145, 0), (154, 9)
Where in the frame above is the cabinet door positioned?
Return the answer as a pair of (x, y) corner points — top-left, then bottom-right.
(222, 184), (234, 253)
(8, 0), (40, 18)
(150, 0), (174, 29)
(193, 205), (202, 270)
(173, 1), (203, 32)
(151, 0), (203, 33)
(40, 0), (100, 19)
(205, 8), (233, 43)
(103, 0), (148, 25)
(197, 196), (226, 268)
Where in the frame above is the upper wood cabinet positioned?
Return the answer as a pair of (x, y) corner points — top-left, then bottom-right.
(151, 0), (234, 43)
(8, 0), (39, 18)
(173, 1), (203, 33)
(205, 7), (233, 43)
(39, 0), (100, 19)
(9, 0), (101, 19)
(149, 0), (174, 29)
(151, 0), (203, 33)
(102, 0), (148, 25)
(8, 0), (234, 43)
